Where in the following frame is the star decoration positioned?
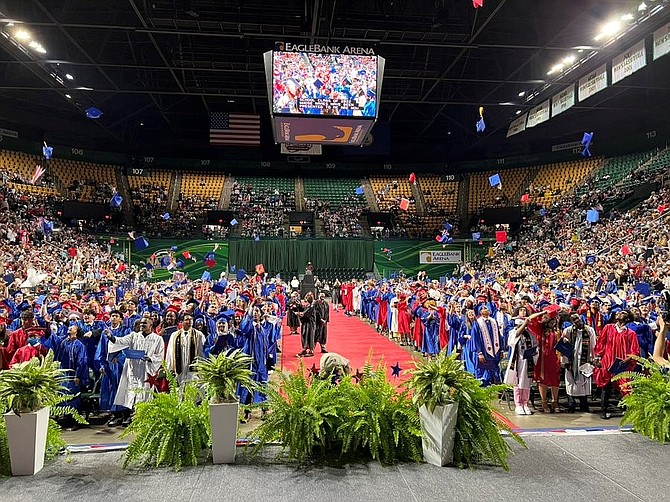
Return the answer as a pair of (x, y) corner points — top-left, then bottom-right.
(145, 372), (160, 390)
(353, 368), (364, 383)
(309, 363), (319, 376)
(391, 362), (402, 378)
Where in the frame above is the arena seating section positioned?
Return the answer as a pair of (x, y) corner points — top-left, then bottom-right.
(49, 157), (118, 204)
(303, 178), (365, 207)
(529, 158), (603, 206)
(2, 145), (667, 239)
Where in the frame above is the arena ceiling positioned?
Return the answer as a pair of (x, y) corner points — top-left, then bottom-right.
(0, 0), (669, 163)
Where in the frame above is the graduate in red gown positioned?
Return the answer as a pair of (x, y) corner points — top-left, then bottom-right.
(593, 309), (640, 419)
(527, 305), (562, 413)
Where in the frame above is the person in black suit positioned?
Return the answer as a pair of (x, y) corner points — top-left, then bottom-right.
(315, 293), (330, 353)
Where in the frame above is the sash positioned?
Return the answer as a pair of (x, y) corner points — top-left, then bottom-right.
(477, 317), (500, 359)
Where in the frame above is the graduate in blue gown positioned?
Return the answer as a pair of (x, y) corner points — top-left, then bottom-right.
(238, 307), (272, 414)
(56, 324), (89, 428)
(461, 305), (503, 386)
(94, 310), (129, 426)
(82, 309), (105, 379)
(415, 300), (440, 356)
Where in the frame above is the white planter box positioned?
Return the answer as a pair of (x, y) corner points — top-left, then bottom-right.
(419, 402), (459, 467)
(4, 406), (50, 476)
(209, 401), (239, 464)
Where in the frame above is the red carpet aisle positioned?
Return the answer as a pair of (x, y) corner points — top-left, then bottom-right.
(280, 310), (415, 383)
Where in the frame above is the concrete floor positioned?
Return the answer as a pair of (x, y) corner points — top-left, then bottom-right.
(1, 433), (667, 502)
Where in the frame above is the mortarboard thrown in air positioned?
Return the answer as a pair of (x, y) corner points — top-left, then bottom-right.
(581, 132), (593, 157)
(585, 255), (596, 265)
(85, 107), (103, 119)
(134, 236), (149, 251)
(547, 257), (561, 271)
(399, 198), (410, 211)
(211, 281), (226, 294)
(473, 0), (483, 7)
(472, 232), (481, 241)
(110, 193), (123, 208)
(476, 106), (485, 132)
(489, 173), (501, 188)
(236, 269), (247, 281)
(408, 172), (416, 184)
(230, 218), (238, 226)
(162, 213), (170, 220)
(586, 209), (599, 223)
(634, 282), (651, 297)
(355, 186), (365, 195)
(495, 230), (507, 243)
(201, 271), (211, 282)
(42, 142), (53, 160)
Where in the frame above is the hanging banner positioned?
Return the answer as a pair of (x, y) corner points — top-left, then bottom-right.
(578, 64), (607, 102)
(551, 84), (575, 117)
(653, 22), (670, 61)
(612, 39), (646, 84)
(506, 113), (527, 138)
(526, 100), (550, 128)
(419, 250), (462, 264)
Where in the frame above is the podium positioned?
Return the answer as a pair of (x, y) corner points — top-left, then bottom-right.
(300, 274), (315, 297)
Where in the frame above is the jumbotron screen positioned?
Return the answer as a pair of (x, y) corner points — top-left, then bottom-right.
(272, 52), (379, 117)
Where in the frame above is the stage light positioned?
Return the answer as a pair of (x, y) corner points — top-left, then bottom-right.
(65, 73), (74, 80)
(547, 63), (564, 75)
(563, 55), (576, 65)
(595, 20), (622, 41)
(65, 94), (72, 99)
(28, 40), (38, 48)
(621, 13), (634, 21)
(518, 91), (525, 97)
(35, 45), (46, 54)
(14, 29), (30, 41)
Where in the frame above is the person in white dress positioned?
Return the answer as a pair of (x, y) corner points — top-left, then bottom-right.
(504, 309), (543, 415)
(105, 317), (164, 415)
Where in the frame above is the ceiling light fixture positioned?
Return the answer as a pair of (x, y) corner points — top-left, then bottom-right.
(28, 40), (38, 48)
(595, 20), (622, 41)
(35, 45), (46, 54)
(65, 94), (72, 99)
(65, 73), (74, 80)
(638, 2), (647, 11)
(515, 110), (522, 115)
(621, 13), (635, 21)
(14, 29), (30, 41)
(518, 91), (525, 97)
(563, 55), (576, 64)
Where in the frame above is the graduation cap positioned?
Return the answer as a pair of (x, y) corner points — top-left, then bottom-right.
(42, 142), (53, 160)
(201, 271), (211, 281)
(134, 236), (150, 251)
(171, 245), (178, 251)
(211, 281), (227, 295)
(495, 230), (507, 243)
(254, 236), (261, 242)
(488, 173), (501, 189)
(355, 186), (365, 195)
(408, 173), (416, 184)
(399, 198), (410, 211)
(461, 273), (473, 283)
(230, 218), (238, 226)
(585, 255), (596, 265)
(475, 106), (485, 132)
(205, 258), (217, 268)
(539, 208), (547, 216)
(230, 265), (236, 272)
(547, 257), (561, 271)
(3, 273), (15, 285)
(472, 232), (481, 241)
(621, 244), (632, 256)
(145, 263), (154, 270)
(520, 193), (530, 203)
(634, 282), (651, 297)
(162, 213), (170, 220)
(523, 346), (538, 360)
(218, 309), (236, 320)
(236, 269), (247, 281)
(581, 131), (593, 157)
(110, 192), (123, 208)
(443, 222), (453, 232)
(41, 219), (53, 235)
(554, 339), (574, 358)
(472, 0), (483, 7)
(85, 106), (103, 119)
(176, 259), (185, 269)
(586, 209), (599, 223)
(575, 279), (584, 289)
(160, 256), (171, 267)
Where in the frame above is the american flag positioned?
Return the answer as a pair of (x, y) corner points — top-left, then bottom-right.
(210, 112), (261, 146)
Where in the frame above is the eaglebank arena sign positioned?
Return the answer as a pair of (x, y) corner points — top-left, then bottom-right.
(274, 42), (375, 55)
(419, 250), (462, 264)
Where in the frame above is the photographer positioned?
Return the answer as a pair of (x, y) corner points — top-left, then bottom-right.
(653, 315), (670, 367)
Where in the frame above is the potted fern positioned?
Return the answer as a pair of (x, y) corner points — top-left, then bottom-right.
(407, 350), (524, 469)
(613, 357), (670, 443)
(0, 352), (69, 475)
(193, 349), (254, 464)
(406, 350), (461, 466)
(121, 368), (210, 470)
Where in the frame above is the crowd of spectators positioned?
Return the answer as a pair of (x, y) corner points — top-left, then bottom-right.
(229, 182), (293, 238)
(305, 197), (366, 238)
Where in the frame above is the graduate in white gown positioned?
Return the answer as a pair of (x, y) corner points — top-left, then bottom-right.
(105, 317), (164, 411)
(165, 313), (205, 385)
